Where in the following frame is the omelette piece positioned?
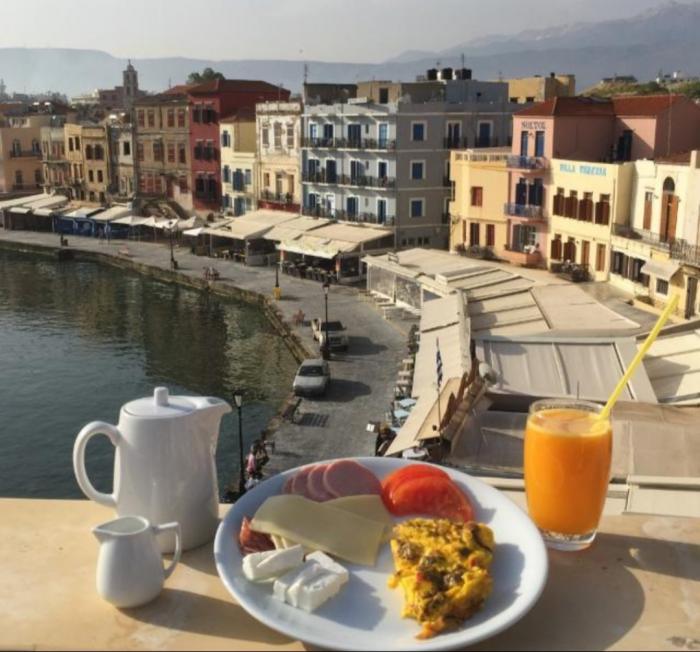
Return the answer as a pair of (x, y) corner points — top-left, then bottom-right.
(388, 518), (495, 639)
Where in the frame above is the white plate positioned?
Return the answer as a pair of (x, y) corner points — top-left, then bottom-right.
(214, 457), (548, 651)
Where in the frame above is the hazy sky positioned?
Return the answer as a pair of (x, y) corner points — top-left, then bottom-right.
(0, 0), (671, 62)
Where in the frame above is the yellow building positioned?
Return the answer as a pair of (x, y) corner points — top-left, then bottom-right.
(449, 148), (510, 257)
(547, 160), (634, 281)
(256, 101), (302, 213)
(64, 123), (110, 203)
(610, 153), (700, 319)
(220, 112), (257, 215)
(506, 73), (576, 104)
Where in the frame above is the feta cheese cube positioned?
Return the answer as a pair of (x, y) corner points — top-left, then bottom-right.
(273, 561), (322, 605)
(305, 551), (349, 585)
(242, 545), (304, 582)
(294, 570), (345, 612)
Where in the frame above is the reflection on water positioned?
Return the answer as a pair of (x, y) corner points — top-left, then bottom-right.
(0, 249), (298, 498)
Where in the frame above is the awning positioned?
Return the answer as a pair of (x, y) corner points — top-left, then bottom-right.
(641, 259), (681, 281)
(9, 207), (32, 214)
(183, 227), (207, 237)
(90, 206), (132, 223)
(204, 222), (269, 241)
(60, 207), (103, 219)
(277, 235), (354, 259)
(0, 193), (46, 209)
(263, 216), (330, 242)
(111, 215), (149, 226)
(24, 194), (69, 211)
(385, 378), (463, 456)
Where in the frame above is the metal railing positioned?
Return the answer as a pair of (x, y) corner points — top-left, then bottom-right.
(260, 190), (296, 204)
(302, 171), (396, 189)
(507, 155), (548, 170)
(10, 150), (41, 159)
(443, 136), (469, 149)
(504, 203), (544, 218)
(301, 137), (396, 151)
(612, 223), (672, 251)
(671, 239), (700, 265)
(301, 205), (394, 225)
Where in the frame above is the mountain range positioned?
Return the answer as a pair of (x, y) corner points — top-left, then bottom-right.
(1, 1), (699, 98)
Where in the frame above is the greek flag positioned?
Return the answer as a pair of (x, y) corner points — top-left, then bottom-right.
(436, 338), (443, 390)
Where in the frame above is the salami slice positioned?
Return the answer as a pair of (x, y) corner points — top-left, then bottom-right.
(238, 516), (274, 554)
(306, 464), (335, 502)
(323, 459), (382, 498)
(290, 464), (316, 500)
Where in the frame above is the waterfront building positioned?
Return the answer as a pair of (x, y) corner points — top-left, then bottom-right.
(133, 92), (192, 209)
(220, 111), (257, 216)
(185, 80), (290, 215)
(64, 123), (111, 204)
(610, 151), (700, 319)
(301, 70), (518, 249)
(448, 148), (510, 259)
(256, 101), (302, 213)
(0, 102), (74, 195)
(40, 125), (69, 192)
(505, 73), (576, 104)
(107, 120), (135, 199)
(503, 95), (700, 268)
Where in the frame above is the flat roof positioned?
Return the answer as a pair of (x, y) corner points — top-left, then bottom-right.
(643, 329), (700, 405)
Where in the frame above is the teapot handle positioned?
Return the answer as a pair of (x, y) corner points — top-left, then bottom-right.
(153, 522), (181, 580)
(73, 421), (120, 508)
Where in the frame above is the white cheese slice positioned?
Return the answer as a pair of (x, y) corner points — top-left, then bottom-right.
(273, 561), (322, 604)
(241, 545), (304, 582)
(294, 570), (345, 612)
(305, 551), (349, 584)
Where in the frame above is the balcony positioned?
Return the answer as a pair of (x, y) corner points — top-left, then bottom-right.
(501, 245), (544, 268)
(507, 155), (548, 171)
(612, 224), (671, 251)
(302, 172), (396, 190)
(443, 136), (469, 149)
(301, 137), (396, 151)
(9, 150), (41, 159)
(671, 239), (700, 266)
(302, 205), (394, 226)
(474, 137), (500, 148)
(259, 190), (296, 206)
(504, 203), (544, 219)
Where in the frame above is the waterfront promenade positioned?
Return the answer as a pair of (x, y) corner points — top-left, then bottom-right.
(0, 231), (410, 475)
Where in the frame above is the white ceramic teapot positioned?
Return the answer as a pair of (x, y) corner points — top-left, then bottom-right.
(74, 387), (231, 552)
(93, 516), (181, 608)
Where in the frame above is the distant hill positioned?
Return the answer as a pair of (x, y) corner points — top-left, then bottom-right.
(1, 1), (700, 97)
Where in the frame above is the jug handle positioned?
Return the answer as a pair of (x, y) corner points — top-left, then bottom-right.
(73, 421), (121, 508)
(153, 522), (182, 579)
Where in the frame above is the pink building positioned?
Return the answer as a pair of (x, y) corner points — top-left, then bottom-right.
(502, 95), (700, 264)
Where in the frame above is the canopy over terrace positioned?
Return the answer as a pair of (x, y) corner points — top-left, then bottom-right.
(262, 216), (330, 242)
(90, 206), (132, 223)
(277, 222), (394, 280)
(2, 194), (69, 230)
(54, 205), (104, 235)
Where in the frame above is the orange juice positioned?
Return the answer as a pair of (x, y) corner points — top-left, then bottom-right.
(525, 405), (612, 541)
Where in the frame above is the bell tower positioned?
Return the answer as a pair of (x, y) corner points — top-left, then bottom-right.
(123, 60), (139, 110)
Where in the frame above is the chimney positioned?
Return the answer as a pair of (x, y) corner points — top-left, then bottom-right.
(441, 67), (453, 81)
(427, 68), (438, 81)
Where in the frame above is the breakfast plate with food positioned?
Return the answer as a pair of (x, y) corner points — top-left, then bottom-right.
(214, 457), (548, 651)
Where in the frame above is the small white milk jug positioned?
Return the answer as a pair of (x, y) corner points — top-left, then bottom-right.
(93, 516), (181, 608)
(74, 387), (231, 552)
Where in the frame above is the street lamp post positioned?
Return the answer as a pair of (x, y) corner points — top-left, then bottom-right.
(234, 391), (245, 495)
(322, 280), (330, 360)
(273, 261), (281, 300)
(168, 221), (177, 270)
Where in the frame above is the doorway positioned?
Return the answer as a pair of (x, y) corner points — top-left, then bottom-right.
(686, 276), (698, 319)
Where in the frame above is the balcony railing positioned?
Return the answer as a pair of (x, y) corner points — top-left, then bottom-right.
(671, 239), (700, 265)
(302, 205), (394, 226)
(260, 190), (296, 205)
(507, 155), (548, 170)
(504, 203), (544, 219)
(301, 137), (396, 151)
(10, 150), (41, 159)
(612, 224), (672, 251)
(474, 137), (500, 148)
(303, 172), (396, 189)
(443, 136), (469, 149)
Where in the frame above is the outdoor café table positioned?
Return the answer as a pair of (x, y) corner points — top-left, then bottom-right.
(397, 397), (417, 409)
(1, 498), (697, 651)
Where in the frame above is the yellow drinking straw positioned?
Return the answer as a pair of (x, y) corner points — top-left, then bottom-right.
(599, 294), (680, 421)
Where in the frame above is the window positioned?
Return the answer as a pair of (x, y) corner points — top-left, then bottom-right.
(520, 131), (529, 157)
(486, 224), (495, 247)
(410, 199), (424, 218)
(75, 137), (81, 150)
(286, 124), (295, 148)
(379, 88), (389, 104)
(167, 109), (175, 128)
(469, 223), (480, 246)
(88, 170), (94, 182)
(85, 145), (93, 160)
(309, 123), (318, 140)
(264, 173), (270, 188)
(410, 161), (425, 180)
(553, 188), (565, 215)
(656, 279), (669, 295)
(643, 191), (653, 230)
(97, 170), (103, 183)
(471, 186), (483, 207)
(178, 143), (187, 164)
(34, 169), (42, 185)
(274, 123), (282, 149)
(221, 131), (230, 148)
(551, 234), (563, 260)
(262, 126), (269, 147)
(595, 194), (611, 225)
(14, 170), (23, 186)
(147, 110), (155, 128)
(137, 143), (144, 162)
(137, 110), (145, 128)
(153, 141), (163, 161)
(167, 143), (175, 163)
(377, 198), (387, 224)
(346, 196), (358, 217)
(177, 109), (186, 128)
(193, 105), (202, 124)
(535, 131), (545, 157)
(223, 166), (231, 183)
(94, 145), (104, 160)
(411, 122), (426, 142)
(123, 141), (131, 156)
(245, 169), (252, 186)
(178, 176), (188, 193)
(194, 141), (203, 160)
(68, 138), (74, 152)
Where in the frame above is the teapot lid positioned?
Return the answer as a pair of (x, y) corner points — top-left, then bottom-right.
(124, 387), (196, 419)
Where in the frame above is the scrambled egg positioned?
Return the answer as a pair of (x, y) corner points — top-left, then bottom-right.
(389, 518), (495, 639)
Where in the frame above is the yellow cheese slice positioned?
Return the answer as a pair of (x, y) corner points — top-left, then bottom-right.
(251, 495), (386, 566)
(326, 495), (394, 542)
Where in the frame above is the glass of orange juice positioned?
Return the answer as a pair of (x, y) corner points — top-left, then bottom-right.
(524, 399), (612, 551)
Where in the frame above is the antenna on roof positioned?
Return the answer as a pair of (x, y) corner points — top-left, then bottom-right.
(303, 63), (309, 85)
(461, 53), (465, 69)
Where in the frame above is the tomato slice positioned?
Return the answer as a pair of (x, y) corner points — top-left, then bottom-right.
(381, 464), (449, 509)
(386, 476), (475, 523)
